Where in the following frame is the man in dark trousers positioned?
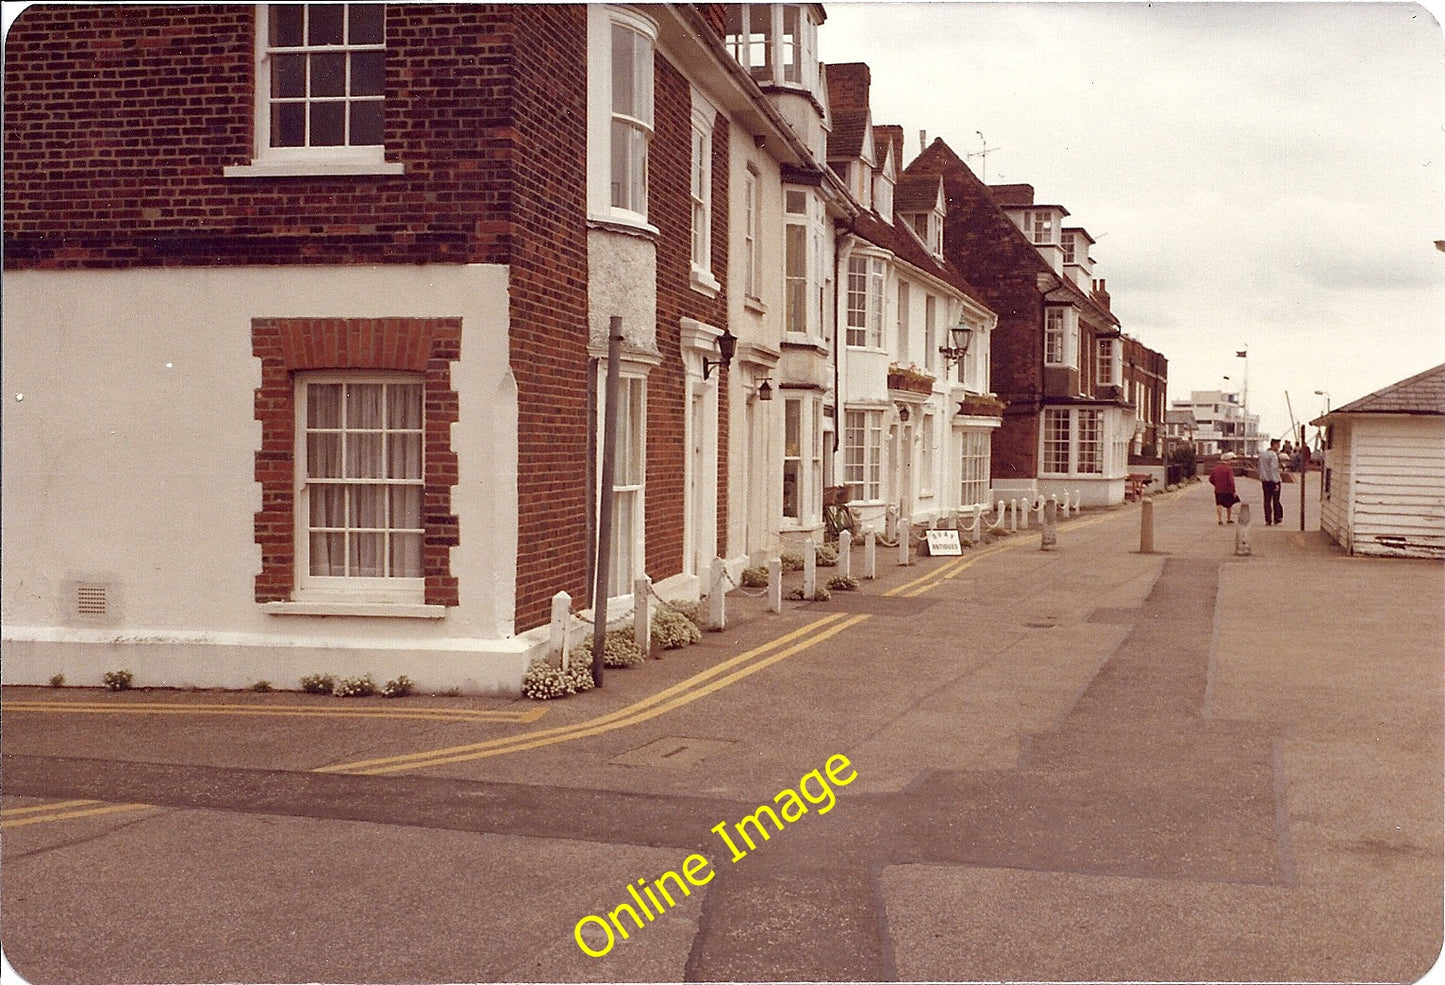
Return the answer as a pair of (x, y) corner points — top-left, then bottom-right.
(1258, 438), (1284, 525)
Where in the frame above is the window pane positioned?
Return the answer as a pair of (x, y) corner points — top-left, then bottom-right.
(308, 4), (345, 45)
(271, 53), (305, 98)
(345, 433), (383, 478)
(309, 484), (345, 527)
(349, 484), (385, 529)
(348, 4), (385, 45)
(611, 24), (637, 117)
(387, 433), (421, 479)
(389, 486), (422, 529)
(310, 101), (345, 146)
(310, 532), (345, 576)
(307, 433), (342, 479)
(307, 383), (342, 427)
(351, 50), (385, 97)
(311, 52), (346, 97)
(350, 100), (383, 145)
(346, 383), (384, 427)
(272, 102), (306, 147)
(390, 533), (423, 577)
(350, 532), (384, 577)
(269, 5), (305, 47)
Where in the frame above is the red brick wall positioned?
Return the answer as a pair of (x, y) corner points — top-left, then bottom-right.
(649, 58), (731, 582)
(251, 317), (462, 606)
(504, 7), (591, 630)
(2, 4), (519, 268)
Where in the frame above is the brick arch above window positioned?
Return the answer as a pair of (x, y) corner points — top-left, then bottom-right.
(252, 317), (461, 608)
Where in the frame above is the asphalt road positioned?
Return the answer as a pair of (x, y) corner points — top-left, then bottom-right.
(3, 476), (1442, 983)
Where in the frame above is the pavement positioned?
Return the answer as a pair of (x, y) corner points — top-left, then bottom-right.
(2, 471), (1442, 984)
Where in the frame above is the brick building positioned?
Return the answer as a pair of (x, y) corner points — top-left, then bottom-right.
(1, 3), (824, 692)
(903, 139), (1166, 506)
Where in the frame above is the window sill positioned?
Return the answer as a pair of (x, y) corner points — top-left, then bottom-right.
(744, 295), (768, 316)
(587, 214), (660, 240)
(690, 267), (722, 298)
(263, 601), (446, 619)
(781, 333), (827, 352)
(224, 159), (406, 178)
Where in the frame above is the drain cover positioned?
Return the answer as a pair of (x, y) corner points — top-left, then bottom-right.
(610, 736), (735, 769)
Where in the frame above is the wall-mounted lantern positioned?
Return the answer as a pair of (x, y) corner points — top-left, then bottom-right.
(757, 379), (774, 401)
(702, 328), (737, 380)
(938, 324), (974, 369)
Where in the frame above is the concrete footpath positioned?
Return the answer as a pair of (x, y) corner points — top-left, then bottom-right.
(2, 473), (1442, 984)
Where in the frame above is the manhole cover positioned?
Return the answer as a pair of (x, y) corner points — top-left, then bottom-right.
(610, 736), (735, 769)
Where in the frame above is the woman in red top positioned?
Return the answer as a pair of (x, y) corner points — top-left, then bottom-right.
(1209, 453), (1238, 525)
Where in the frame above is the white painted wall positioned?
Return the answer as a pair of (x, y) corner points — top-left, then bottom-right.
(1, 264), (539, 693)
(1328, 415), (1445, 558)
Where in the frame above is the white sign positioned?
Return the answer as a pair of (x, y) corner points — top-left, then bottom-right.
(925, 530), (962, 556)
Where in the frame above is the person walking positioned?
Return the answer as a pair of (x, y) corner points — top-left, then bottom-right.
(1258, 438), (1284, 525)
(1210, 453), (1239, 525)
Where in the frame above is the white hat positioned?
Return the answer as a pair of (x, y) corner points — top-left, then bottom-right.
(1222, 452), (1237, 461)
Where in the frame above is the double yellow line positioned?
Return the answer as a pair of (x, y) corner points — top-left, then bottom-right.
(318, 527), (1068, 776)
(3, 700), (548, 725)
(2, 799), (154, 829)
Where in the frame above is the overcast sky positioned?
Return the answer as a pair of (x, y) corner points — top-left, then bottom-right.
(821, 1), (1445, 442)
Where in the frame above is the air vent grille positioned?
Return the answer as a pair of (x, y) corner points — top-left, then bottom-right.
(76, 583), (109, 617)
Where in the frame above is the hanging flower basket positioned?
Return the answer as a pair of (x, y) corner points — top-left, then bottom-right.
(955, 394), (1006, 417)
(887, 365), (936, 394)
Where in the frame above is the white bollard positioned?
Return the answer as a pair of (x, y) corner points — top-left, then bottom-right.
(708, 556), (727, 630)
(768, 557), (783, 613)
(1074, 489), (1083, 515)
(634, 575), (652, 657)
(838, 529), (852, 580)
(1009, 498), (1019, 533)
(1235, 503), (1253, 556)
(898, 520), (912, 566)
(550, 591), (572, 667)
(1041, 499), (1059, 551)
(864, 529), (877, 579)
(803, 538), (817, 600)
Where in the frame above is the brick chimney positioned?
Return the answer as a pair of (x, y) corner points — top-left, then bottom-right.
(1093, 278), (1111, 312)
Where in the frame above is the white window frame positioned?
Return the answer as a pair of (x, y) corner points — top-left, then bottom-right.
(919, 412), (935, 498)
(957, 429), (990, 508)
(923, 294), (938, 372)
(597, 371), (648, 598)
(724, 4), (817, 90)
(1097, 337), (1122, 387)
(896, 281), (911, 364)
(1041, 407), (1105, 477)
(744, 167), (761, 301)
(294, 373), (425, 603)
(587, 6), (657, 229)
(227, 3), (403, 178)
(844, 408), (884, 502)
(781, 395), (823, 526)
(689, 102), (720, 295)
(1028, 209), (1055, 245)
(1045, 306), (1079, 369)
(846, 255), (885, 349)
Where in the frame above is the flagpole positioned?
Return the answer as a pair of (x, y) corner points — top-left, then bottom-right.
(1236, 347), (1249, 456)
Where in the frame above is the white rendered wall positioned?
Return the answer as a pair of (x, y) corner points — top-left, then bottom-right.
(1, 264), (537, 693)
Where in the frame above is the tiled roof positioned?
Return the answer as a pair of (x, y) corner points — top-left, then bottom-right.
(874, 125), (903, 171)
(847, 209), (992, 310)
(896, 173), (942, 213)
(1330, 363), (1445, 417)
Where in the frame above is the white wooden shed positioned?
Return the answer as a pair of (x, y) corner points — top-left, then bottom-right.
(1313, 363), (1445, 559)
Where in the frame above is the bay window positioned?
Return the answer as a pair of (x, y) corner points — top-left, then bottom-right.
(958, 429), (990, 507)
(1042, 407), (1105, 476)
(1097, 337), (1122, 387)
(587, 7), (656, 225)
(846, 255), (885, 348)
(1045, 306), (1079, 369)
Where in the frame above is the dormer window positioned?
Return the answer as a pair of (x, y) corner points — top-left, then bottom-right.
(1026, 209), (1056, 245)
(724, 5), (819, 90)
(1062, 232), (1076, 264)
(907, 212), (943, 258)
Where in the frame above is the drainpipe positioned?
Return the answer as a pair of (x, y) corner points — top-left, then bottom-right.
(833, 231), (857, 453)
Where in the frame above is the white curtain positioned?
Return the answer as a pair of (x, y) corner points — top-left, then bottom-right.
(306, 381), (424, 579)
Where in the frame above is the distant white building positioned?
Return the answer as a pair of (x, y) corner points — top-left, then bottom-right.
(1170, 390), (1261, 457)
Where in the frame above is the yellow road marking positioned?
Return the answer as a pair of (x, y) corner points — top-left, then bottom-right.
(316, 612), (855, 774)
(2, 701), (548, 725)
(1, 799), (103, 817)
(1, 802), (153, 829)
(336, 614), (873, 775)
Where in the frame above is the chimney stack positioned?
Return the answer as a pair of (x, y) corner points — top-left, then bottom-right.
(920, 130), (928, 154)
